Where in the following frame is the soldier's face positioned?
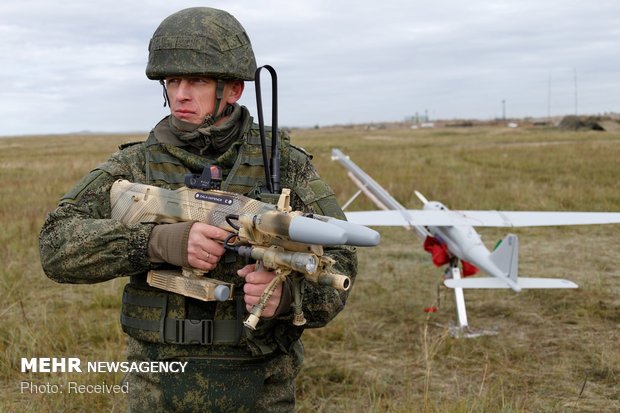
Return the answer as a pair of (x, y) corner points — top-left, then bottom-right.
(165, 77), (244, 125)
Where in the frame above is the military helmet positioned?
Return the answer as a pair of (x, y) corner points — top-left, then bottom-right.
(146, 7), (257, 81)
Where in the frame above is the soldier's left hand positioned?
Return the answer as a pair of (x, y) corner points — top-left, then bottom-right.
(237, 264), (282, 318)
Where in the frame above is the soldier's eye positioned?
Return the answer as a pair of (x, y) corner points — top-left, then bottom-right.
(190, 78), (210, 85)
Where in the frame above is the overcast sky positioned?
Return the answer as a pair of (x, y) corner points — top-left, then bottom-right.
(2, 0), (619, 136)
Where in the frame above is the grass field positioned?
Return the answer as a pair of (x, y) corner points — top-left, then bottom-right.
(1, 124), (619, 412)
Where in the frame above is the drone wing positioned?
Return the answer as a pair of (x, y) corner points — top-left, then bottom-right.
(345, 210), (620, 228)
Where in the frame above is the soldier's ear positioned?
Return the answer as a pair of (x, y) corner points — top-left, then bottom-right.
(225, 80), (245, 104)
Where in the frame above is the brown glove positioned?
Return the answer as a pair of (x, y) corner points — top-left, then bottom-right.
(147, 221), (196, 267)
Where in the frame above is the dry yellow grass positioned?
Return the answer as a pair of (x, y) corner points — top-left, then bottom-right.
(1, 125), (619, 412)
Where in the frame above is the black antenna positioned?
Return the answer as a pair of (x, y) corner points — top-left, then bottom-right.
(254, 65), (279, 193)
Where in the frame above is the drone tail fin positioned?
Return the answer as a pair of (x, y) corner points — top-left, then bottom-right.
(445, 233), (578, 290)
(490, 233), (519, 284)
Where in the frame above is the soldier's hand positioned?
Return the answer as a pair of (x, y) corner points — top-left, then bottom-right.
(187, 223), (229, 271)
(237, 264), (282, 318)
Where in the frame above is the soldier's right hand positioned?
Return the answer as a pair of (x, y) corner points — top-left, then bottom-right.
(186, 223), (229, 271)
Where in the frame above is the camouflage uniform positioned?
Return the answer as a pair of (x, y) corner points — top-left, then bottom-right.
(38, 7), (357, 412)
(39, 106), (357, 412)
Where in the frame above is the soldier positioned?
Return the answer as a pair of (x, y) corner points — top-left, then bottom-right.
(39, 7), (357, 413)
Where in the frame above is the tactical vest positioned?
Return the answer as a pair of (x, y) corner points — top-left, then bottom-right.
(120, 121), (304, 355)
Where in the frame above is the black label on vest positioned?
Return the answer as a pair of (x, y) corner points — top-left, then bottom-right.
(194, 192), (234, 206)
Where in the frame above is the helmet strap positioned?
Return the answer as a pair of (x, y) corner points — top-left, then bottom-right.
(159, 80), (170, 107)
(210, 79), (226, 123)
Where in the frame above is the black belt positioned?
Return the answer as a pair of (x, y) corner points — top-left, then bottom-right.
(120, 314), (240, 345)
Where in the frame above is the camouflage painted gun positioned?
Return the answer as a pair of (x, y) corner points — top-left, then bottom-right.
(110, 179), (379, 329)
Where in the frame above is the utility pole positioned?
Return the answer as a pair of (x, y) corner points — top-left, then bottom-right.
(573, 68), (578, 116)
(547, 72), (551, 122)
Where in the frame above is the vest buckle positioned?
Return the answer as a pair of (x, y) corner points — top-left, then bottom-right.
(166, 319), (214, 345)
